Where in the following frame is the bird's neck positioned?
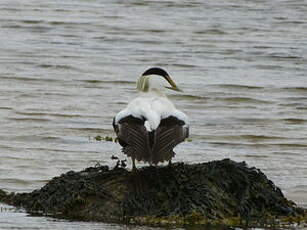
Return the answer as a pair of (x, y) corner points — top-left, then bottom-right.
(137, 75), (166, 95)
(141, 88), (166, 97)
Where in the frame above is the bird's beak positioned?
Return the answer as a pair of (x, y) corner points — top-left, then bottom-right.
(164, 75), (183, 92)
(165, 86), (183, 92)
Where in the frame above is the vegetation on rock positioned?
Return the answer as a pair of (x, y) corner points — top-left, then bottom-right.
(0, 159), (305, 228)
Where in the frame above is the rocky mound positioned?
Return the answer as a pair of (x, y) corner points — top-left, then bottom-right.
(0, 159), (305, 227)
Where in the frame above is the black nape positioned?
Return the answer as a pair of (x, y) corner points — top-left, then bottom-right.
(142, 67), (170, 78)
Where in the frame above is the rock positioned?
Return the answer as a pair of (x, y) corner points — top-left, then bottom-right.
(0, 159), (306, 228)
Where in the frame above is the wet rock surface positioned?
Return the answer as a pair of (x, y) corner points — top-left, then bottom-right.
(0, 159), (305, 227)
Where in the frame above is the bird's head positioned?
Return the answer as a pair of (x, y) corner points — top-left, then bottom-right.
(137, 67), (182, 93)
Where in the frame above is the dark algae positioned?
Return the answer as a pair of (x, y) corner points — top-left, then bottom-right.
(0, 159), (306, 228)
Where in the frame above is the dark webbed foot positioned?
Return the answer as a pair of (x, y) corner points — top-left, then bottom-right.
(132, 165), (138, 173)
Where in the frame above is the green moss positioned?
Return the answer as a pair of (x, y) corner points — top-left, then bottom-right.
(1, 160), (306, 229)
(94, 135), (116, 142)
(184, 211), (204, 224)
(94, 135), (102, 141)
(128, 213), (307, 229)
(129, 214), (237, 228)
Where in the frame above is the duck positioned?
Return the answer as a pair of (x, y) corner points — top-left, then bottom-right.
(113, 67), (189, 169)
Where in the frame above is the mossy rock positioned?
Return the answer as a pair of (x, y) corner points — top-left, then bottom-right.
(0, 159), (306, 228)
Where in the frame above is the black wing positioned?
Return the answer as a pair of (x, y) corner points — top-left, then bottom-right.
(151, 116), (189, 164)
(113, 115), (152, 162)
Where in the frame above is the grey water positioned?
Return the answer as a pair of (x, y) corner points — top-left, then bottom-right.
(0, 0), (306, 229)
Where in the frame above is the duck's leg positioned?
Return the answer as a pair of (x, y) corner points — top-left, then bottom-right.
(168, 159), (172, 167)
(132, 156), (137, 171)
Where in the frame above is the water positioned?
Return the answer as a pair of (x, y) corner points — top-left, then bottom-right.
(0, 0), (306, 229)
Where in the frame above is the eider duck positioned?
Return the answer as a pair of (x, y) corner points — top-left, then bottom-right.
(113, 67), (189, 169)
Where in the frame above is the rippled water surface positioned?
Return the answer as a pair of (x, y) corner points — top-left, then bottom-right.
(0, 0), (307, 229)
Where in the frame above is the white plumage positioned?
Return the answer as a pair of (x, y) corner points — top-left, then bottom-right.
(114, 91), (189, 131)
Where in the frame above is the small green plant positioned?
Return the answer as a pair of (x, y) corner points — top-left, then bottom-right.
(94, 135), (117, 142)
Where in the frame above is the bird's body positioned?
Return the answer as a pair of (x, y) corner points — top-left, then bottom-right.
(113, 68), (189, 169)
(114, 91), (188, 132)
